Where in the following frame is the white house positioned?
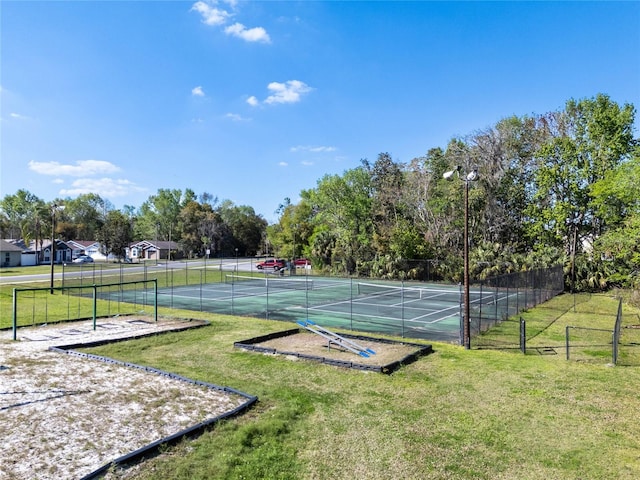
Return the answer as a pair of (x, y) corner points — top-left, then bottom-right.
(66, 240), (107, 261)
(127, 240), (181, 261)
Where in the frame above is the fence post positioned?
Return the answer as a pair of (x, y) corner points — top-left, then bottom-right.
(350, 278), (354, 331)
(200, 270), (203, 311)
(12, 288), (17, 341)
(459, 283), (464, 346)
(520, 317), (526, 354)
(613, 297), (623, 365)
(92, 285), (97, 330)
(401, 280), (405, 338)
(478, 283), (483, 333)
(565, 326), (570, 360)
(154, 279), (158, 323)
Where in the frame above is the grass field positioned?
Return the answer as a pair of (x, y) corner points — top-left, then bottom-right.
(75, 294), (640, 480)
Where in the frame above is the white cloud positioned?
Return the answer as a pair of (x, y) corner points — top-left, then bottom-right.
(28, 159), (120, 177)
(191, 1), (270, 43)
(10, 112), (31, 120)
(192, 86), (205, 97)
(264, 80), (312, 105)
(52, 178), (64, 184)
(301, 161), (314, 166)
(190, 1), (231, 26)
(246, 96), (259, 107)
(225, 113), (249, 121)
(278, 161), (288, 167)
(224, 23), (271, 43)
(290, 145), (336, 153)
(59, 178), (146, 198)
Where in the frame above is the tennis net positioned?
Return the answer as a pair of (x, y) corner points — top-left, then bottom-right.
(356, 282), (496, 304)
(225, 274), (314, 290)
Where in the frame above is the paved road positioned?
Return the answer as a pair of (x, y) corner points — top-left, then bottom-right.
(0, 258), (270, 285)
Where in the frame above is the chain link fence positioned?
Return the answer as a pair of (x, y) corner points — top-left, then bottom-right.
(51, 260), (563, 344)
(471, 265), (565, 349)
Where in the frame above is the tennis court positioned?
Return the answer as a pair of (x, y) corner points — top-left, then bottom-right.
(109, 274), (522, 342)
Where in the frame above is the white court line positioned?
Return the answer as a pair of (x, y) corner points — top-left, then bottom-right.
(157, 286), (299, 303)
(292, 302), (459, 325)
(281, 289), (462, 325)
(349, 296), (460, 320)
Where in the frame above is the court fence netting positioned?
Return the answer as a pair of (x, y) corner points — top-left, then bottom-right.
(471, 265), (565, 349)
(7, 261), (564, 346)
(507, 294), (640, 365)
(9, 280), (157, 340)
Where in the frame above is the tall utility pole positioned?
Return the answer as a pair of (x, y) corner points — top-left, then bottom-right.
(443, 166), (478, 349)
(50, 203), (63, 294)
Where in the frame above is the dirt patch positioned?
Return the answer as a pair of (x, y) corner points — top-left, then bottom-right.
(0, 317), (253, 480)
(236, 329), (432, 373)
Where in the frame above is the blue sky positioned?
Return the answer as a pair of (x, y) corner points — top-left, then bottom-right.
(2, 1), (639, 223)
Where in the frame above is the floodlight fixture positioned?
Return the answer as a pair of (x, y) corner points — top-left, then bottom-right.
(443, 165), (462, 180)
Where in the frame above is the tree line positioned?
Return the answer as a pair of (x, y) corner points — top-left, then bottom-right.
(0, 189), (267, 261)
(267, 93), (639, 293)
(2, 94), (638, 294)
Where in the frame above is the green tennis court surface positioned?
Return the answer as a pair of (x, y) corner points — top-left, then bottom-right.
(105, 276), (524, 342)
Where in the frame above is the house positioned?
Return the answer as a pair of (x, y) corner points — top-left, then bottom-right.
(42, 239), (73, 264)
(5, 239), (46, 266)
(66, 240), (106, 261)
(0, 239), (23, 267)
(127, 240), (181, 261)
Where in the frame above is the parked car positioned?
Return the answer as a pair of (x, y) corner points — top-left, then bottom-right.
(256, 258), (286, 270)
(294, 258), (310, 267)
(72, 255), (94, 263)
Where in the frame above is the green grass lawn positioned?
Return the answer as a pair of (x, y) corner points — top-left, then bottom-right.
(80, 296), (640, 480)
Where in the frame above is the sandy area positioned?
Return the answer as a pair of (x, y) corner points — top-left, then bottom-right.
(253, 331), (423, 365)
(0, 317), (251, 480)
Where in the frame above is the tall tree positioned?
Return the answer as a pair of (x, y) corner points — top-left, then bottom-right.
(218, 201), (267, 256)
(179, 199), (226, 258)
(405, 148), (451, 250)
(366, 152), (406, 254)
(61, 193), (107, 239)
(528, 95), (637, 257)
(0, 189), (45, 242)
(98, 210), (133, 261)
(303, 164), (374, 274)
(136, 189), (184, 242)
(267, 199), (314, 259)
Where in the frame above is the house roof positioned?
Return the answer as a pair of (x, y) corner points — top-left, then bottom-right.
(1, 239), (71, 252)
(67, 240), (100, 248)
(130, 240), (178, 250)
(0, 239), (26, 253)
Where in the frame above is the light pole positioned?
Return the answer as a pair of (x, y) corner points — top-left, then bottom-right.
(50, 203), (64, 294)
(443, 166), (478, 349)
